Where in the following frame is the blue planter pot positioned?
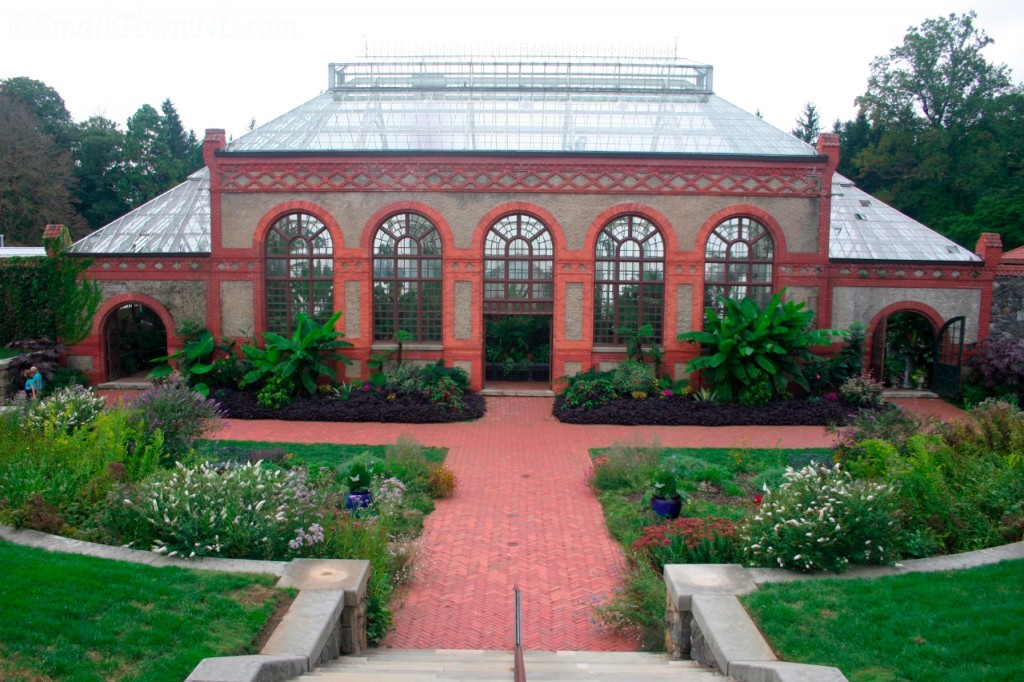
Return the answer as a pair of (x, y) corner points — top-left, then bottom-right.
(650, 496), (682, 519)
(345, 491), (373, 511)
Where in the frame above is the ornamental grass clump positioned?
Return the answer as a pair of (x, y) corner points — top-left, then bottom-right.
(742, 463), (901, 572)
(107, 461), (322, 560)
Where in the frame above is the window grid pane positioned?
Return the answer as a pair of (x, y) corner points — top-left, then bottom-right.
(483, 214), (554, 314)
(593, 215), (665, 344)
(372, 213), (443, 341)
(703, 216), (774, 319)
(265, 212), (333, 334)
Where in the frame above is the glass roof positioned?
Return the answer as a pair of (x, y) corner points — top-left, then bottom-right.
(227, 57), (815, 156)
(69, 168), (210, 255)
(829, 175), (979, 262)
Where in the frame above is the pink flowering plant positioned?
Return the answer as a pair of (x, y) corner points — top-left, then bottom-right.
(741, 462), (901, 572)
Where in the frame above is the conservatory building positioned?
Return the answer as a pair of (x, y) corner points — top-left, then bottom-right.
(65, 56), (1002, 393)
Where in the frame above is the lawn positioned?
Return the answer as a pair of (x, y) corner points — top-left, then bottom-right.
(0, 539), (288, 682)
(742, 559), (1024, 682)
(195, 439), (447, 473)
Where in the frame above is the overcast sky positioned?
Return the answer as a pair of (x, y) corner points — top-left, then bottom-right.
(3, 0), (1023, 142)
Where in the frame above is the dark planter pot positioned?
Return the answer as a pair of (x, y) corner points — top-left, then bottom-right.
(650, 495), (682, 519)
(345, 491), (373, 511)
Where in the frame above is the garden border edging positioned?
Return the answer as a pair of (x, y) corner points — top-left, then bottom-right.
(0, 525), (370, 682)
(665, 541), (1024, 682)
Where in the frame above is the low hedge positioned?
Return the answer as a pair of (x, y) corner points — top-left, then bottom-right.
(216, 388), (486, 423)
(553, 394), (855, 426)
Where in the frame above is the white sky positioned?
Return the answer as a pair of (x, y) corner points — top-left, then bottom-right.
(2, 0), (1023, 141)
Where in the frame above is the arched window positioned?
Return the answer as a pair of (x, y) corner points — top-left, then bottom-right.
(483, 214), (554, 313)
(372, 213), (443, 341)
(594, 215), (665, 344)
(703, 216), (774, 316)
(264, 212), (333, 335)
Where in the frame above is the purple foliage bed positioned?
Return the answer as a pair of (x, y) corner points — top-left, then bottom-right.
(216, 389), (486, 423)
(553, 395), (857, 426)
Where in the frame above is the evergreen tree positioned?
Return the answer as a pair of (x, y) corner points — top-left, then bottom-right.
(75, 116), (129, 229)
(790, 102), (820, 143)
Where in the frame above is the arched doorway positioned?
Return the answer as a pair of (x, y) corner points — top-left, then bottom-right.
(870, 311), (936, 389)
(482, 214), (553, 385)
(103, 303), (167, 381)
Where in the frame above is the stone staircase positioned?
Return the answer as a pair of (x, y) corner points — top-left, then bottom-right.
(302, 649), (735, 681)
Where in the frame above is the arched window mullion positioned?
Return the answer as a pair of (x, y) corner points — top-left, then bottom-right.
(265, 213), (333, 335)
(594, 215), (665, 345)
(372, 213), (442, 342)
(703, 216), (774, 318)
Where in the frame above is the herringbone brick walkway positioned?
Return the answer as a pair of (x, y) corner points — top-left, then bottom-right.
(205, 396), (844, 651)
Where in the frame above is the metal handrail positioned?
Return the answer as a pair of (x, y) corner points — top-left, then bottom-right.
(514, 585), (526, 682)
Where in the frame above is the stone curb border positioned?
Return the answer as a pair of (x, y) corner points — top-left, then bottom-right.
(664, 541), (1024, 682)
(0, 525), (370, 682)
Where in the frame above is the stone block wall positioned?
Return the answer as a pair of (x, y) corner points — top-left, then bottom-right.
(990, 275), (1024, 338)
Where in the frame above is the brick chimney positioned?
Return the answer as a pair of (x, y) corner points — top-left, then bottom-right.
(202, 129), (227, 169)
(816, 133), (841, 177)
(975, 232), (1003, 264)
(42, 224), (70, 257)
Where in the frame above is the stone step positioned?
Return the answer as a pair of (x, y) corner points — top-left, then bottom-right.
(302, 649), (733, 681)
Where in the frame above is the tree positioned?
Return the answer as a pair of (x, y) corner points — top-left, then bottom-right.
(159, 99), (202, 173)
(75, 116), (129, 229)
(790, 102), (820, 143)
(0, 92), (85, 245)
(0, 77), (76, 149)
(857, 11), (1016, 130)
(120, 104), (175, 207)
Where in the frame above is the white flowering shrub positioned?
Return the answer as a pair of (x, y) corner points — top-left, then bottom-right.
(741, 463), (901, 572)
(110, 461), (322, 559)
(21, 385), (105, 436)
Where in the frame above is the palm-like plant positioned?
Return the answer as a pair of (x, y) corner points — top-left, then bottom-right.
(679, 291), (839, 401)
(241, 312), (352, 395)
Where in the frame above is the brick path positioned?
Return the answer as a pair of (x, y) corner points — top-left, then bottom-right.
(206, 396), (842, 651)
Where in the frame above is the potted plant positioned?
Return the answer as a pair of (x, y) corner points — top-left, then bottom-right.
(911, 368), (928, 390)
(649, 468), (685, 519)
(341, 461), (374, 510)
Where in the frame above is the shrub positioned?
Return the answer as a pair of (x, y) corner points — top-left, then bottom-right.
(127, 373), (223, 460)
(966, 335), (1024, 393)
(612, 360), (658, 397)
(738, 379), (773, 408)
(838, 371), (885, 408)
(21, 385), (105, 436)
(45, 366), (90, 393)
(832, 405), (922, 460)
(0, 410), (163, 534)
(742, 463), (901, 572)
(426, 463), (458, 498)
(107, 461), (322, 560)
(633, 516), (739, 569)
(559, 372), (617, 410)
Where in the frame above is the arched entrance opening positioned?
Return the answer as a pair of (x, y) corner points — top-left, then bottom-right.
(482, 214), (553, 385)
(871, 310), (936, 389)
(103, 303), (167, 381)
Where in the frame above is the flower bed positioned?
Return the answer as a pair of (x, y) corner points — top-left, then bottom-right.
(217, 387), (486, 423)
(553, 394), (855, 426)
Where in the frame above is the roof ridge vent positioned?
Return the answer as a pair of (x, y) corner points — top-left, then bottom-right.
(328, 57), (714, 94)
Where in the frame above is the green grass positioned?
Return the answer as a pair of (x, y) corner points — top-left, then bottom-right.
(0, 539), (288, 682)
(742, 559), (1024, 682)
(196, 439), (447, 472)
(0, 348), (22, 360)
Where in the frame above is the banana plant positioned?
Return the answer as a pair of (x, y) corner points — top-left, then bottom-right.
(679, 291), (841, 401)
(241, 312), (352, 395)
